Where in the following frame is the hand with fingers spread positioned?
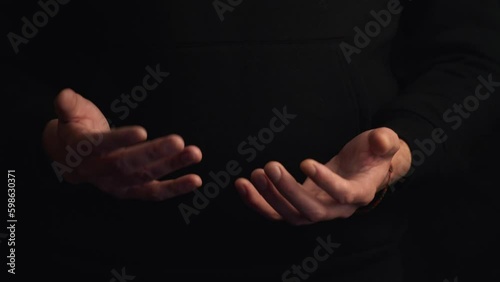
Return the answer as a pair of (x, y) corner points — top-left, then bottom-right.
(235, 127), (412, 225)
(42, 88), (203, 201)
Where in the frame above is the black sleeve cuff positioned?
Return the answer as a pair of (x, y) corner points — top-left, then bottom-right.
(375, 111), (447, 190)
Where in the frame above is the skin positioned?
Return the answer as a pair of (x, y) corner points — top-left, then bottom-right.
(43, 89), (412, 222)
(43, 88), (203, 201)
(234, 127), (412, 225)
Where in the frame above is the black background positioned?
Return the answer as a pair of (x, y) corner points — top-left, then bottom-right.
(2, 1), (500, 282)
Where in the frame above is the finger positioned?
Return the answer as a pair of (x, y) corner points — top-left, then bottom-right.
(69, 126), (148, 155)
(119, 134), (185, 170)
(107, 145), (202, 187)
(300, 159), (360, 204)
(250, 169), (306, 225)
(235, 178), (283, 221)
(369, 127), (400, 158)
(55, 88), (106, 123)
(118, 134), (184, 170)
(264, 162), (325, 222)
(145, 145), (202, 180)
(78, 134), (185, 178)
(119, 174), (203, 201)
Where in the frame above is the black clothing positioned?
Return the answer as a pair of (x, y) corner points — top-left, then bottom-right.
(4, 0), (500, 281)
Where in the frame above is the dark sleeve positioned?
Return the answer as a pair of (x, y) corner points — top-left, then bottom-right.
(5, 57), (59, 170)
(3, 3), (118, 219)
(374, 0), (500, 186)
(4, 1), (111, 180)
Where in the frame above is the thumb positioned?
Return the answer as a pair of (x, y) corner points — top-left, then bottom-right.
(368, 127), (400, 158)
(54, 88), (95, 123)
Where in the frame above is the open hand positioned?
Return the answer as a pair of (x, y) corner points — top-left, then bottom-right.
(43, 89), (203, 201)
(235, 128), (411, 225)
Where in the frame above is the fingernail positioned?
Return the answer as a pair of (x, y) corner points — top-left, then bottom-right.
(308, 163), (317, 176)
(267, 165), (281, 183)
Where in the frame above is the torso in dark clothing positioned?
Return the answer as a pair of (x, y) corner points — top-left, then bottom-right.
(15, 1), (415, 281)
